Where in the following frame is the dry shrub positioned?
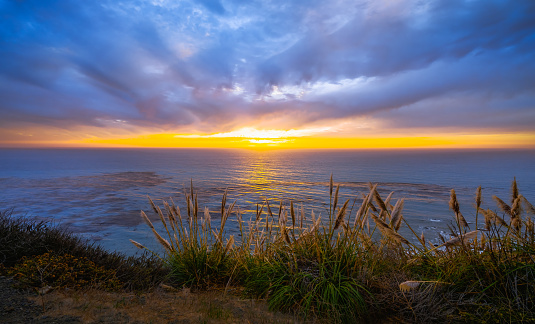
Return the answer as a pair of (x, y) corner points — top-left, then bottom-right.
(8, 253), (122, 291)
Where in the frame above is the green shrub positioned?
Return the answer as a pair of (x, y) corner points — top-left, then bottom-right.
(167, 244), (233, 289)
(133, 178), (535, 322)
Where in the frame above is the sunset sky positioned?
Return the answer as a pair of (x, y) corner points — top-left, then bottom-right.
(1, 0), (534, 149)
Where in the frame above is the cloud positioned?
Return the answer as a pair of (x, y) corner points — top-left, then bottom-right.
(0, 0), (534, 145)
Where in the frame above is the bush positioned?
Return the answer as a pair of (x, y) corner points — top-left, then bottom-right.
(8, 253), (122, 290)
(0, 209), (168, 291)
(136, 178), (535, 322)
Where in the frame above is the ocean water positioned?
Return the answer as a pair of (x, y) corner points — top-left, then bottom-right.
(1, 148), (534, 255)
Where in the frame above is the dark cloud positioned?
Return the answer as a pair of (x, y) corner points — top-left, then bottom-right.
(0, 0), (534, 142)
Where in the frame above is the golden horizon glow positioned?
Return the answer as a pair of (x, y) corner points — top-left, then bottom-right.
(67, 130), (535, 150)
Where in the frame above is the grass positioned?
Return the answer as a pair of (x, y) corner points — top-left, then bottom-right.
(1, 177), (534, 323)
(133, 177), (535, 323)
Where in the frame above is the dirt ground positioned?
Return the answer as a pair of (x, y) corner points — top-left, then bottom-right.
(1, 276), (306, 323)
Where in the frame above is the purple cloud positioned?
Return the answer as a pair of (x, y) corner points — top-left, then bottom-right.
(0, 0), (534, 142)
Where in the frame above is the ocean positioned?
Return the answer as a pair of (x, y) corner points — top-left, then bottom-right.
(1, 148), (534, 255)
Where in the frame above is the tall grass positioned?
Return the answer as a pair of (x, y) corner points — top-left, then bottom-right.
(135, 178), (535, 323)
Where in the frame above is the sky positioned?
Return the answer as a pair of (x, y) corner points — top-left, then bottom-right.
(1, 0), (535, 149)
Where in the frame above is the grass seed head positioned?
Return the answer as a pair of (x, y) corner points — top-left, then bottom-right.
(476, 186), (482, 209)
(371, 213), (409, 245)
(523, 196), (535, 215)
(493, 195), (512, 216)
(373, 187), (388, 213)
(129, 239), (145, 250)
(511, 177), (519, 205)
(511, 195), (523, 217)
(141, 211), (155, 230)
(334, 199), (350, 230)
(390, 198), (405, 231)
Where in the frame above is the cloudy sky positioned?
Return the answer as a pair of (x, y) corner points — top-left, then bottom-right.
(1, 0), (534, 148)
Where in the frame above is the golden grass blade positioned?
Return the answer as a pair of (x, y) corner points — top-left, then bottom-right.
(511, 196), (523, 217)
(511, 196), (523, 231)
(493, 195), (512, 216)
(300, 203), (305, 229)
(389, 198), (405, 231)
(527, 217), (534, 235)
(394, 213), (404, 232)
(204, 207), (211, 228)
(266, 199), (274, 219)
(379, 209), (388, 221)
(476, 186), (482, 210)
(278, 206), (286, 229)
(365, 183), (378, 212)
(511, 177), (519, 205)
(353, 192), (371, 228)
(148, 196), (159, 215)
(194, 194), (199, 219)
(313, 216), (321, 233)
(256, 203), (264, 221)
(164, 202), (177, 231)
(129, 239), (145, 250)
(420, 232), (425, 246)
(160, 201), (176, 244)
(224, 235), (234, 254)
(185, 193), (191, 219)
(187, 197), (194, 221)
(456, 211), (468, 228)
(290, 200), (296, 229)
(372, 186), (388, 213)
(353, 194), (365, 228)
(152, 228), (172, 251)
(523, 196), (535, 215)
(384, 191), (395, 210)
(449, 189), (468, 228)
(170, 198), (182, 222)
(333, 184), (340, 216)
(221, 189), (228, 219)
(449, 189), (460, 214)
(481, 208), (507, 228)
(511, 216), (522, 231)
(443, 230), (479, 247)
(141, 211), (155, 230)
(212, 229), (221, 244)
(283, 228), (291, 244)
(371, 213), (410, 245)
(334, 199), (350, 230)
(220, 200), (236, 240)
(329, 173), (333, 198)
(480, 208), (492, 230)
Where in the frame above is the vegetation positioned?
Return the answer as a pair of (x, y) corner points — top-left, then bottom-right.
(1, 177), (533, 322)
(133, 177), (535, 323)
(0, 209), (167, 291)
(8, 253), (122, 290)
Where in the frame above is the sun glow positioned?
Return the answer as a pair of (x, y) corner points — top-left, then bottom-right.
(171, 127), (325, 148)
(74, 131), (535, 150)
(174, 127), (330, 140)
(248, 139), (289, 144)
